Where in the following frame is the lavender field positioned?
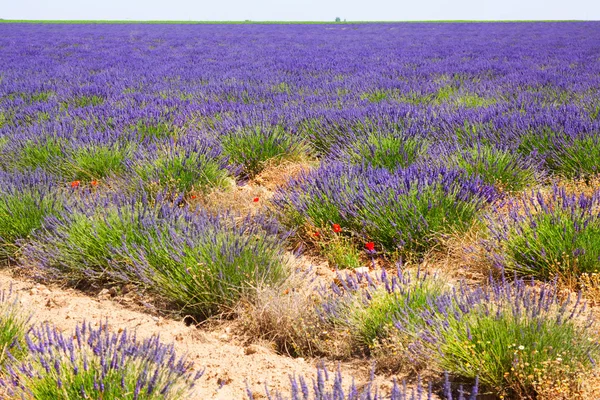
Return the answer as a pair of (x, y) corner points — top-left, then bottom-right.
(1, 22), (600, 399)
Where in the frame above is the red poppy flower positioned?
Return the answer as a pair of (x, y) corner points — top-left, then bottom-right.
(70, 180), (81, 189)
(365, 242), (375, 251)
(190, 195), (197, 200)
(332, 224), (342, 233)
(253, 197), (259, 202)
(90, 180), (99, 187)
(313, 231), (320, 238)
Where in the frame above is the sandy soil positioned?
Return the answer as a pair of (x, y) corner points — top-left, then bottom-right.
(0, 269), (381, 400)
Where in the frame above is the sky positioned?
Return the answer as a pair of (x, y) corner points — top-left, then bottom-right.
(3, 0), (600, 21)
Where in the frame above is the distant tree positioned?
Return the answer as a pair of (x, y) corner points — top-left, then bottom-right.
(335, 17), (341, 22)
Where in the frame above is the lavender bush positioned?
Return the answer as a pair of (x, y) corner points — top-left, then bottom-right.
(131, 135), (233, 194)
(447, 143), (539, 192)
(256, 366), (479, 400)
(23, 190), (290, 318)
(0, 287), (30, 367)
(485, 186), (600, 280)
(1, 321), (202, 399)
(275, 163), (498, 258)
(0, 170), (64, 262)
(317, 269), (599, 397)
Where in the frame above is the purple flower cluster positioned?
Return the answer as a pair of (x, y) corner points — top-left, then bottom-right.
(274, 162), (498, 256)
(0, 321), (203, 399)
(256, 365), (478, 400)
(485, 186), (600, 279)
(23, 189), (290, 318)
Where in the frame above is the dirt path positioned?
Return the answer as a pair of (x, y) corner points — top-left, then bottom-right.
(0, 269), (378, 399)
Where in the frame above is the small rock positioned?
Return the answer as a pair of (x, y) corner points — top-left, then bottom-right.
(316, 265), (332, 276)
(121, 284), (134, 294)
(354, 267), (369, 275)
(45, 298), (67, 308)
(108, 287), (118, 296)
(297, 357), (305, 363)
(244, 346), (258, 355)
(29, 288), (39, 295)
(218, 333), (230, 341)
(217, 374), (232, 386)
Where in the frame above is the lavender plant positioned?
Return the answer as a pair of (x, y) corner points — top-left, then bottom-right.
(220, 124), (309, 178)
(549, 135), (600, 179)
(0, 287), (30, 366)
(1, 321), (203, 399)
(275, 163), (497, 258)
(318, 268), (599, 397)
(23, 191), (290, 318)
(435, 280), (598, 397)
(0, 170), (64, 261)
(485, 186), (600, 280)
(132, 135), (233, 194)
(318, 269), (445, 355)
(330, 130), (427, 171)
(448, 143), (539, 192)
(255, 365), (479, 400)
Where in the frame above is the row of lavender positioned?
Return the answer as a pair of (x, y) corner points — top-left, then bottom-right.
(1, 22), (600, 398)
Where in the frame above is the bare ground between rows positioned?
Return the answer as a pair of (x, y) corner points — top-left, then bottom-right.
(0, 268), (409, 399)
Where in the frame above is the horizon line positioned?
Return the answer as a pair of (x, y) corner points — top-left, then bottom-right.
(0, 19), (596, 24)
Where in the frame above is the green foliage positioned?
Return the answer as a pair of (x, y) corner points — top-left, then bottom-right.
(222, 125), (308, 178)
(360, 90), (390, 103)
(439, 299), (598, 397)
(502, 204), (600, 279)
(0, 296), (29, 365)
(63, 144), (131, 181)
(12, 139), (65, 172)
(450, 144), (537, 191)
(342, 279), (444, 350)
(552, 135), (600, 178)
(137, 149), (231, 194)
(0, 191), (62, 261)
(346, 135), (426, 170)
(134, 121), (178, 141)
(435, 85), (458, 102)
(27, 91), (53, 103)
(322, 237), (362, 270)
(60, 95), (104, 110)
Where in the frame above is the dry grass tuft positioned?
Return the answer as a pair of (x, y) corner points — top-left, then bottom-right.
(421, 222), (493, 283)
(194, 182), (271, 216)
(251, 159), (314, 191)
(553, 175), (600, 198)
(238, 265), (351, 359)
